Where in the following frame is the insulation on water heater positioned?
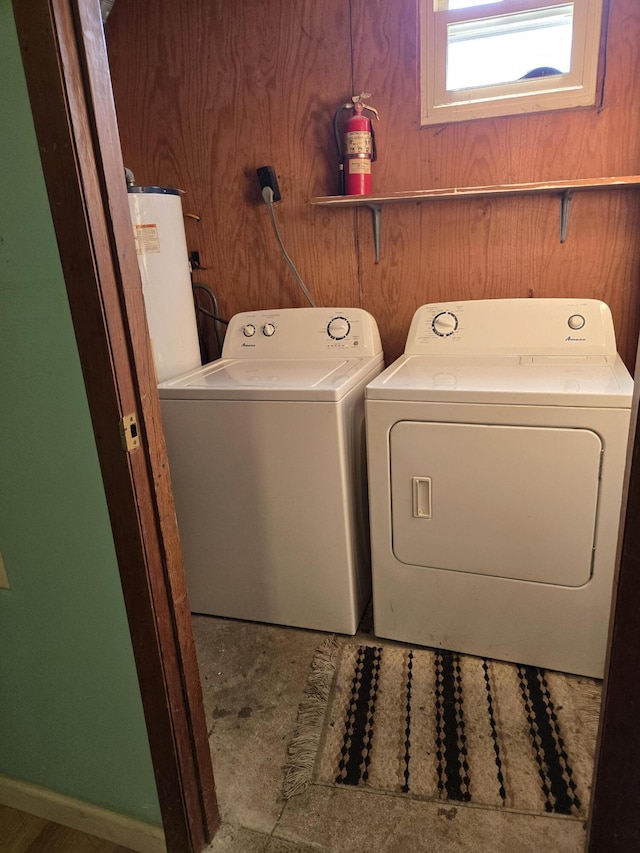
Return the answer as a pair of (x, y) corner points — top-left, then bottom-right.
(128, 186), (201, 382)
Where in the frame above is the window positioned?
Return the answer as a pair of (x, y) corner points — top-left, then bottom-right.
(420, 0), (604, 125)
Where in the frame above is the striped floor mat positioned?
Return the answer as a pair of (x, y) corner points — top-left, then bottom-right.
(283, 638), (601, 818)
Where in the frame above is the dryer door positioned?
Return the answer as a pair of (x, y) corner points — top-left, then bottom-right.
(390, 421), (602, 586)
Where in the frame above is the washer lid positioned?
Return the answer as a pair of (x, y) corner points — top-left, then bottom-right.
(158, 356), (382, 401)
(365, 353), (633, 407)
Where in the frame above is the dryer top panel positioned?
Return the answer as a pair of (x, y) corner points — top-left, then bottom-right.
(404, 298), (618, 357)
(365, 353), (633, 407)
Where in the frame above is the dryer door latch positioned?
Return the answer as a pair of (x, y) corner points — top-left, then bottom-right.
(412, 477), (432, 519)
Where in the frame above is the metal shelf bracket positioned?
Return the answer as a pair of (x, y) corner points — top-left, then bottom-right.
(368, 204), (382, 263)
(560, 190), (573, 243)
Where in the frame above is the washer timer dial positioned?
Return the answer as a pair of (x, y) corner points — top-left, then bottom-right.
(432, 311), (459, 337)
(327, 316), (351, 340)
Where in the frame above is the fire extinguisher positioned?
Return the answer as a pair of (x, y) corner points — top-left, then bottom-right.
(334, 93), (380, 196)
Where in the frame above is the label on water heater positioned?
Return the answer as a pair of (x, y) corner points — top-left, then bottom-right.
(133, 223), (161, 254)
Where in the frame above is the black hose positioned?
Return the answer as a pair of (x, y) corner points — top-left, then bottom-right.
(192, 282), (226, 357)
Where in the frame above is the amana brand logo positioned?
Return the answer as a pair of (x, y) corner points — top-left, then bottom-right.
(565, 336), (586, 342)
(241, 342), (256, 347)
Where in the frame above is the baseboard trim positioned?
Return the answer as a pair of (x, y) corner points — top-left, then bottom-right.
(0, 774), (166, 853)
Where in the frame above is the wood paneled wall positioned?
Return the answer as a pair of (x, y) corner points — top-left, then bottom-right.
(106, 0), (640, 369)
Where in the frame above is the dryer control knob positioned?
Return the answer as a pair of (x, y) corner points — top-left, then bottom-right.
(432, 311), (459, 337)
(568, 314), (586, 331)
(327, 316), (350, 340)
(242, 324), (256, 337)
(262, 323), (276, 337)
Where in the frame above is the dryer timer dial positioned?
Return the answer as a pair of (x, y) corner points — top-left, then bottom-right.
(432, 311), (459, 337)
(327, 316), (351, 340)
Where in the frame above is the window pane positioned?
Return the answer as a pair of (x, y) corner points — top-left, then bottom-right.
(446, 4), (573, 91)
(439, 0), (501, 8)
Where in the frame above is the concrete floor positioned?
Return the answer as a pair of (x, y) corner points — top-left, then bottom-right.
(193, 614), (590, 853)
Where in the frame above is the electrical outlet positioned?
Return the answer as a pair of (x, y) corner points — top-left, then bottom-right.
(256, 165), (281, 202)
(0, 552), (10, 590)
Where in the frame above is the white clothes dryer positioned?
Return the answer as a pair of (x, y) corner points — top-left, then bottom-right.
(365, 299), (632, 676)
(158, 307), (383, 634)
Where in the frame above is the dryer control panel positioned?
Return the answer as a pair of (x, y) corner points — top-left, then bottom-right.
(405, 298), (618, 357)
(223, 307), (383, 359)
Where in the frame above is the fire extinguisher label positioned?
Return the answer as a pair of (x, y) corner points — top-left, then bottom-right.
(348, 159), (372, 175)
(345, 131), (373, 155)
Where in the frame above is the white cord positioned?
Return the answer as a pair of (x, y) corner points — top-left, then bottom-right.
(262, 186), (316, 307)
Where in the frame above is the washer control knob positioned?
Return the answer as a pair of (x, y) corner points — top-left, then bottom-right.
(242, 324), (256, 337)
(568, 314), (586, 331)
(262, 323), (276, 337)
(327, 316), (350, 340)
(432, 311), (459, 337)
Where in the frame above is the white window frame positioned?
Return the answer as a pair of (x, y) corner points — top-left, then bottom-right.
(420, 0), (604, 126)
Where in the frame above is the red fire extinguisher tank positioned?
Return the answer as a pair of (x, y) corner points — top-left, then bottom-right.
(334, 94), (379, 196)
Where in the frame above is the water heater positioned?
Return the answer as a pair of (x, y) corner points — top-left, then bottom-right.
(127, 186), (201, 382)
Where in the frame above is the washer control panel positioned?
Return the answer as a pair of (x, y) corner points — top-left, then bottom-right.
(405, 299), (618, 357)
(223, 307), (382, 359)
(327, 316), (351, 340)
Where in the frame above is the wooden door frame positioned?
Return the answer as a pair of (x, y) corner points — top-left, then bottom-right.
(11, 0), (640, 850)
(587, 355), (640, 849)
(11, 1), (218, 851)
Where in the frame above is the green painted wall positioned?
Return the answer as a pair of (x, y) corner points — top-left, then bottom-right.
(0, 1), (161, 826)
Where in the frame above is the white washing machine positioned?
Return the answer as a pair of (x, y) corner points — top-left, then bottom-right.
(365, 298), (633, 676)
(158, 307), (383, 634)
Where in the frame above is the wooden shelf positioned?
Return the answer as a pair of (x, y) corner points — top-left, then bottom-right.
(310, 176), (640, 263)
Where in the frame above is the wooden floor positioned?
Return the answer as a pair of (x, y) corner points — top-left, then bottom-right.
(0, 805), (135, 853)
